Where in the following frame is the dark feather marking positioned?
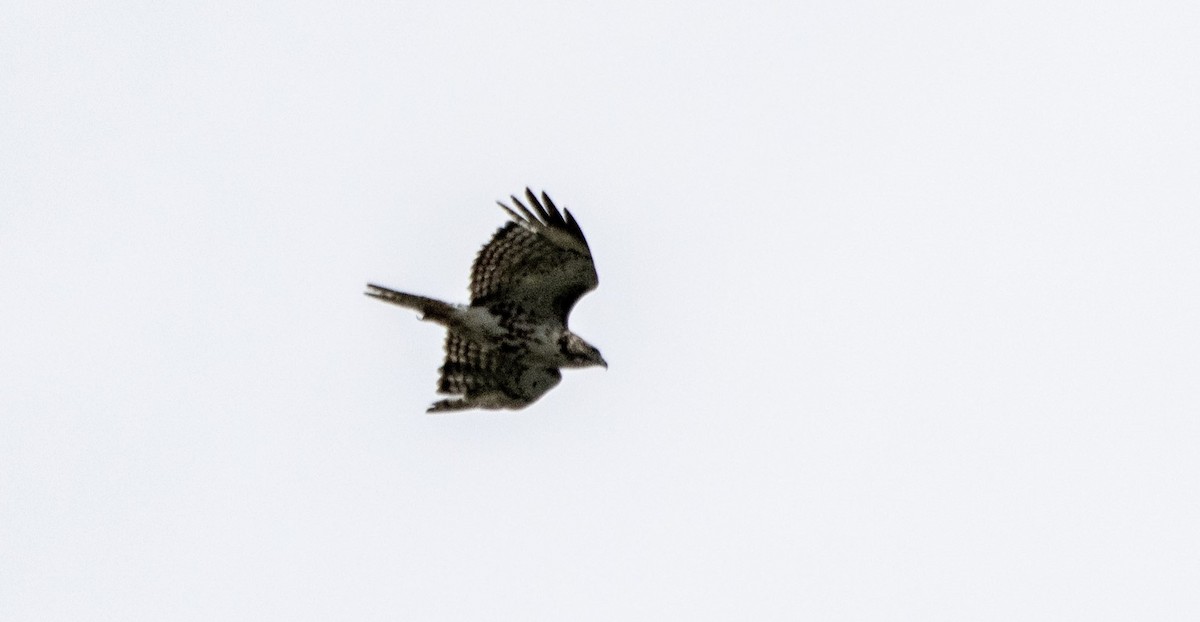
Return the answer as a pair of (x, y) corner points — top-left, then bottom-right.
(524, 187), (552, 223)
(537, 191), (562, 225)
(509, 194), (541, 225)
(562, 209), (588, 247)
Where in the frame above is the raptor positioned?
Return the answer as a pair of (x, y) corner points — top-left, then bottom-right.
(366, 189), (605, 412)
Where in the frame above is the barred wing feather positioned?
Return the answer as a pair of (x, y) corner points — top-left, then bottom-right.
(469, 188), (598, 325)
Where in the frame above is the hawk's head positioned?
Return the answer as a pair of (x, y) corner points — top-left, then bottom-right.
(559, 332), (607, 369)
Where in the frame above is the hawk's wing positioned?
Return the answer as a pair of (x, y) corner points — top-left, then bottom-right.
(469, 188), (598, 325)
(431, 329), (562, 412)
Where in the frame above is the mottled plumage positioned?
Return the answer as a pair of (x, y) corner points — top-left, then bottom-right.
(366, 189), (605, 413)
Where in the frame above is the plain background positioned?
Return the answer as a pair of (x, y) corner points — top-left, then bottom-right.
(2, 1), (1197, 619)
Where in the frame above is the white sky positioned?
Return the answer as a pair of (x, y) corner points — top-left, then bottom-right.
(2, 1), (1198, 619)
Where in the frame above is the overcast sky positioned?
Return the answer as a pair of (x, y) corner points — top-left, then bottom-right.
(2, 1), (1198, 619)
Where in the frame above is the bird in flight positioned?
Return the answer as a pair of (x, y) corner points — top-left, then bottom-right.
(366, 188), (606, 413)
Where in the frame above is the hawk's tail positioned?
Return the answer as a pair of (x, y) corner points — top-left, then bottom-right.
(427, 398), (472, 413)
(364, 284), (457, 325)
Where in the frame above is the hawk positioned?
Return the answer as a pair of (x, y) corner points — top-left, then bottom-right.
(366, 188), (606, 413)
